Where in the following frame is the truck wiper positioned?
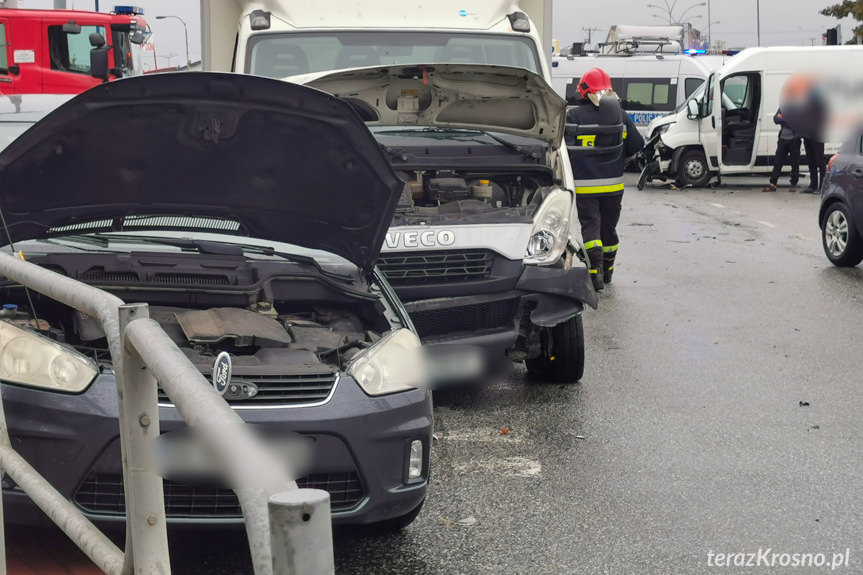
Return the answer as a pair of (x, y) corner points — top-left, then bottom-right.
(481, 132), (543, 160)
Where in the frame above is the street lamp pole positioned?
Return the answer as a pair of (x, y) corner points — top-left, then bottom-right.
(756, 0), (761, 46)
(707, 0), (711, 47)
(156, 15), (190, 71)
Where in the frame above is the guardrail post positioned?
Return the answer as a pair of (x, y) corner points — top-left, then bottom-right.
(268, 489), (334, 575)
(118, 303), (171, 575)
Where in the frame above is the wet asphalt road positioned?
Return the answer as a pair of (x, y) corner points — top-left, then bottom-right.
(19, 176), (863, 574)
(322, 177), (863, 575)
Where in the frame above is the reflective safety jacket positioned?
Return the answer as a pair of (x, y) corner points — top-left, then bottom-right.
(565, 103), (644, 196)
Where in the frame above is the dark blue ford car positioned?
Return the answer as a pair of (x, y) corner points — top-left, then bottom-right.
(820, 128), (863, 266)
(0, 74), (431, 531)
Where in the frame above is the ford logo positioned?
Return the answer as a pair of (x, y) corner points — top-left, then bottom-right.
(212, 351), (232, 396)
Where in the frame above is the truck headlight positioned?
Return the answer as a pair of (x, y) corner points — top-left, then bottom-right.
(0, 320), (98, 393)
(346, 329), (424, 396)
(524, 188), (572, 265)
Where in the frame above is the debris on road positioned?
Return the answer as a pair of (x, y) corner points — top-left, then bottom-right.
(441, 516), (478, 527)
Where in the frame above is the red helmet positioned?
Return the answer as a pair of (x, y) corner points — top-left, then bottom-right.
(577, 68), (613, 100)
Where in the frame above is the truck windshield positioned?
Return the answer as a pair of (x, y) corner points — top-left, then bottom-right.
(246, 31), (541, 78)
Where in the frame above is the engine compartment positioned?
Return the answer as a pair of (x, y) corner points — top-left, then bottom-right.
(392, 169), (553, 225)
(0, 252), (394, 391)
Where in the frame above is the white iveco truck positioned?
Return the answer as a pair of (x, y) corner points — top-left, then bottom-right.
(199, 0), (599, 382)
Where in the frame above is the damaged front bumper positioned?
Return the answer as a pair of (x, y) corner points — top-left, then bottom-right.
(401, 262), (597, 365)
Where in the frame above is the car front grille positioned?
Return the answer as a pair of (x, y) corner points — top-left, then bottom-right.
(410, 298), (518, 339)
(157, 372), (338, 406)
(378, 250), (494, 285)
(74, 471), (364, 517)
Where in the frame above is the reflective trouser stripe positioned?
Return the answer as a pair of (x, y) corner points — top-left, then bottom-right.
(584, 240), (603, 250)
(603, 244), (619, 253)
(606, 265), (614, 271)
(575, 182), (625, 195)
(589, 269), (598, 274)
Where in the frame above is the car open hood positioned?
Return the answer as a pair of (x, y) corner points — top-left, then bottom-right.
(300, 64), (567, 147)
(0, 73), (405, 275)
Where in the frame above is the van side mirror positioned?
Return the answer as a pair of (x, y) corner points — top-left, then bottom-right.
(90, 33), (110, 81)
(62, 20), (82, 34)
(687, 99), (700, 120)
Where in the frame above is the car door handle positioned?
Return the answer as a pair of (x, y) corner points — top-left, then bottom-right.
(0, 77), (12, 83)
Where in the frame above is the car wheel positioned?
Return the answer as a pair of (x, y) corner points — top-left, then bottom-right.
(525, 315), (585, 383)
(822, 203), (863, 267)
(676, 149), (711, 188)
(367, 500), (424, 534)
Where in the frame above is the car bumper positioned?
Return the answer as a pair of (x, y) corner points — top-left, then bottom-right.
(1, 373), (432, 528)
(399, 264), (596, 360)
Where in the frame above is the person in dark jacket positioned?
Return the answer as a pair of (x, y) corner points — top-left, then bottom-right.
(762, 107), (802, 192)
(566, 67), (644, 292)
(800, 82), (828, 194)
(761, 75), (806, 192)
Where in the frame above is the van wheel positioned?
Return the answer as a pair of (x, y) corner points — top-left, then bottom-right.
(525, 315), (585, 383)
(676, 150), (711, 188)
(822, 203), (863, 267)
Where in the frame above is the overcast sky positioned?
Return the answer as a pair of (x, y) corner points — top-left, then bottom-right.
(14, 0), (860, 68)
(552, 0), (858, 49)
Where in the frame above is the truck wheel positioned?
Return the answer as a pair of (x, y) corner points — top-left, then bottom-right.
(676, 149), (711, 188)
(822, 203), (863, 267)
(525, 315), (585, 383)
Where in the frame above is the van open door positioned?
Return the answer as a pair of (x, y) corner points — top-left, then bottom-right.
(716, 72), (762, 169)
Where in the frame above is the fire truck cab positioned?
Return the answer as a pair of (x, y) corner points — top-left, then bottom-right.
(0, 6), (149, 94)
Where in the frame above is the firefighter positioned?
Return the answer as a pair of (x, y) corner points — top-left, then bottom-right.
(566, 68), (644, 292)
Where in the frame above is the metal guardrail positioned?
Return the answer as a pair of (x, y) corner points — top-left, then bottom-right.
(0, 251), (335, 575)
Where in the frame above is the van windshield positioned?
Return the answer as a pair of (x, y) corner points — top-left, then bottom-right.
(246, 31), (542, 78)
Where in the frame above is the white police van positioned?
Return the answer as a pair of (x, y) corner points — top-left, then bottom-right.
(552, 49), (729, 136)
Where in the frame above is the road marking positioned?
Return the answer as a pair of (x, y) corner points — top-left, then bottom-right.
(456, 456), (541, 478)
(758, 220), (777, 228)
(709, 202), (726, 208)
(444, 429), (524, 444)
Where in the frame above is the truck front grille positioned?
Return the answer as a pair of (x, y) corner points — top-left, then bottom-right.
(378, 250), (493, 285)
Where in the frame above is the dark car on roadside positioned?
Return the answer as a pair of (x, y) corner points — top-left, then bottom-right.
(0, 74), (431, 531)
(820, 128), (863, 266)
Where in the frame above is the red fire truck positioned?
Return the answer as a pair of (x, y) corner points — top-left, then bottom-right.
(0, 6), (150, 94)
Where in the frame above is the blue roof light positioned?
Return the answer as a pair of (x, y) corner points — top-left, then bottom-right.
(114, 6), (144, 16)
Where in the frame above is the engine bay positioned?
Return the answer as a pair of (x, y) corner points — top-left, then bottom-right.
(392, 169), (554, 225)
(0, 251), (394, 387)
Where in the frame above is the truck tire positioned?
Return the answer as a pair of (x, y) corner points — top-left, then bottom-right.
(822, 202), (863, 267)
(676, 149), (711, 188)
(525, 315), (585, 383)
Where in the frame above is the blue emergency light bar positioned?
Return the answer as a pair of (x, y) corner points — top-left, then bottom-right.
(114, 6), (144, 15)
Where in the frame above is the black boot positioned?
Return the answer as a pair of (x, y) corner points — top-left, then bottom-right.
(591, 265), (604, 292)
(603, 265), (614, 284)
(603, 256), (615, 284)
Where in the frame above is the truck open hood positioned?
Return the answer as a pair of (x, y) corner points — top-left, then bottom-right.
(0, 73), (405, 274)
(300, 64), (567, 147)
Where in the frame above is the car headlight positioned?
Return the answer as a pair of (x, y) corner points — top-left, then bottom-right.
(0, 320), (98, 393)
(652, 123), (671, 138)
(346, 328), (424, 396)
(524, 188), (572, 265)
